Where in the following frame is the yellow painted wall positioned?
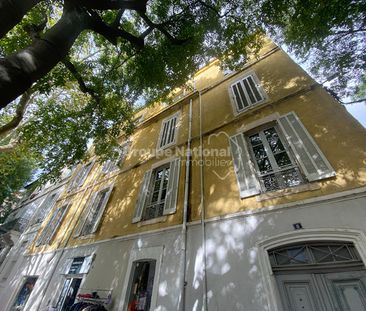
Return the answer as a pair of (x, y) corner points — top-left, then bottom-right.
(29, 42), (366, 253)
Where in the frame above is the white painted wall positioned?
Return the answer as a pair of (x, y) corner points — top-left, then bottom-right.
(185, 193), (366, 311)
(2, 192), (366, 311)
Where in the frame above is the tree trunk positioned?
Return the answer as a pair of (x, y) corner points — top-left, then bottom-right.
(0, 0), (41, 39)
(0, 6), (89, 109)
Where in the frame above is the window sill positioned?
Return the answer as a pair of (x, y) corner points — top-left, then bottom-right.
(256, 183), (320, 202)
(137, 216), (167, 227)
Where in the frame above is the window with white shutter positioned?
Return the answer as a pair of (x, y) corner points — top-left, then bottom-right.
(74, 185), (113, 237)
(157, 113), (179, 149)
(101, 142), (130, 174)
(230, 112), (335, 197)
(30, 190), (61, 226)
(36, 202), (70, 246)
(229, 71), (267, 113)
(132, 158), (180, 223)
(68, 161), (94, 191)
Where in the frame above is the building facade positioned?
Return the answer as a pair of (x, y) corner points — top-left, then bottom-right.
(1, 40), (366, 311)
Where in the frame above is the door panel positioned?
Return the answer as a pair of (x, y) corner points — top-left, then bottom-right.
(276, 274), (327, 311)
(325, 271), (366, 311)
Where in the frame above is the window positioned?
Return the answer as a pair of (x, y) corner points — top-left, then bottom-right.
(101, 142), (130, 174)
(56, 256), (93, 310)
(247, 125), (304, 192)
(30, 191), (61, 226)
(157, 113), (179, 149)
(36, 202), (70, 246)
(119, 246), (162, 311)
(268, 242), (363, 271)
(11, 276), (37, 311)
(73, 185), (113, 237)
(229, 112), (335, 198)
(132, 158), (180, 223)
(229, 72), (266, 113)
(126, 260), (156, 311)
(68, 161), (94, 191)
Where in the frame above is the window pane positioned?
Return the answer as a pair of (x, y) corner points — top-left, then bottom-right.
(127, 260), (156, 311)
(143, 165), (170, 221)
(11, 277), (37, 311)
(274, 152), (292, 168)
(281, 168), (303, 187)
(264, 128), (285, 153)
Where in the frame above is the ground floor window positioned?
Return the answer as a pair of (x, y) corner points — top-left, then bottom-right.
(56, 277), (82, 311)
(269, 241), (366, 311)
(127, 260), (156, 311)
(11, 276), (37, 311)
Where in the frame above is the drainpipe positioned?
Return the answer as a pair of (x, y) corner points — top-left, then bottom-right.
(199, 91), (208, 311)
(180, 98), (192, 311)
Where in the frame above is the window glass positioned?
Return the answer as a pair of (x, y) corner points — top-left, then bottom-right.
(81, 189), (109, 236)
(143, 164), (170, 221)
(11, 277), (37, 311)
(247, 125), (303, 192)
(68, 257), (84, 274)
(56, 278), (82, 311)
(127, 260), (156, 311)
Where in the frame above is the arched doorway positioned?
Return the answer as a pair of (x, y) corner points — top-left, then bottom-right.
(268, 241), (366, 311)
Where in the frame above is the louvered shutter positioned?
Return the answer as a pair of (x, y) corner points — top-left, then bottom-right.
(62, 258), (73, 274)
(44, 203), (69, 245)
(229, 133), (261, 198)
(73, 193), (97, 237)
(132, 170), (152, 223)
(278, 112), (335, 182)
(90, 186), (113, 233)
(163, 158), (181, 215)
(79, 254), (94, 274)
(35, 210), (58, 246)
(101, 160), (112, 174)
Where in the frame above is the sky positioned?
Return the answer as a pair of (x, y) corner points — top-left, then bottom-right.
(282, 47), (366, 128)
(345, 103), (366, 128)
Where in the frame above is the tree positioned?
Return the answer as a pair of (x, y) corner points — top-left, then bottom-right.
(0, 144), (36, 219)
(0, 0), (364, 185)
(260, 0), (366, 98)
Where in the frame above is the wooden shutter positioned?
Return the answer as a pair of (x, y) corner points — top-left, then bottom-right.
(78, 161), (94, 187)
(35, 210), (58, 246)
(101, 160), (112, 174)
(229, 73), (266, 113)
(73, 193), (97, 237)
(132, 170), (152, 223)
(62, 258), (74, 274)
(44, 203), (70, 245)
(278, 112), (335, 182)
(229, 133), (261, 198)
(90, 186), (113, 234)
(163, 158), (181, 215)
(79, 254), (94, 274)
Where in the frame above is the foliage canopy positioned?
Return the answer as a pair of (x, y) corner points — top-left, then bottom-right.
(0, 0), (364, 202)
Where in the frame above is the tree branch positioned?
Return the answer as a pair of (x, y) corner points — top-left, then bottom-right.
(112, 9), (125, 29)
(138, 12), (189, 45)
(342, 98), (366, 105)
(62, 58), (99, 101)
(74, 0), (148, 11)
(87, 10), (144, 48)
(0, 0), (40, 39)
(0, 89), (33, 136)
